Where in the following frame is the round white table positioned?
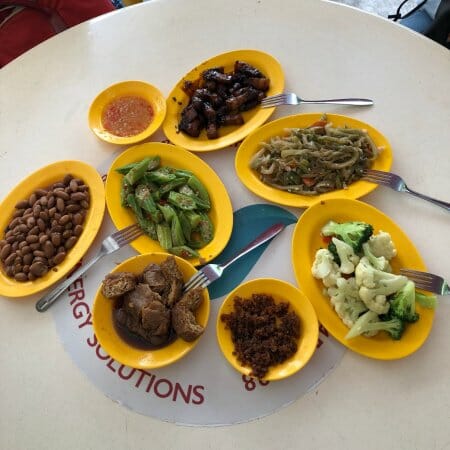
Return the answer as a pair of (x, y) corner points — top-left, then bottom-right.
(1, 0), (449, 448)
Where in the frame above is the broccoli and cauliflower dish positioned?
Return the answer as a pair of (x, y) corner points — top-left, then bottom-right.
(311, 220), (436, 340)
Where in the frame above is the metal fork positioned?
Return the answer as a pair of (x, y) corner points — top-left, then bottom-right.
(399, 268), (449, 296)
(362, 169), (450, 212)
(183, 222), (285, 292)
(261, 92), (374, 108)
(36, 223), (143, 312)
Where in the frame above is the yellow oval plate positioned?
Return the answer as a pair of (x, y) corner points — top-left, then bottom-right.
(217, 278), (319, 381)
(88, 80), (167, 145)
(291, 198), (434, 360)
(93, 252), (210, 369)
(163, 49), (285, 152)
(105, 142), (233, 266)
(235, 113), (393, 208)
(0, 160), (105, 298)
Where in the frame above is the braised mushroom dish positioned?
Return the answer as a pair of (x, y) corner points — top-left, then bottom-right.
(101, 256), (205, 349)
(178, 60), (271, 139)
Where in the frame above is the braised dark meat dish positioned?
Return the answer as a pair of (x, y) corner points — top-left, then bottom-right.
(101, 256), (205, 349)
(178, 61), (270, 139)
(172, 287), (205, 342)
(118, 283), (171, 346)
(101, 272), (137, 298)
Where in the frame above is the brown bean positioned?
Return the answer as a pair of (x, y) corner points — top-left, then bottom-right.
(14, 263), (23, 273)
(55, 190), (70, 201)
(39, 211), (49, 222)
(64, 236), (78, 250)
(43, 241), (55, 258)
(5, 253), (16, 266)
(11, 241), (20, 252)
(0, 244), (12, 260)
(77, 184), (88, 192)
(5, 266), (14, 277)
(12, 209), (24, 218)
(33, 204), (42, 218)
(71, 192), (86, 202)
(15, 200), (29, 209)
(30, 261), (48, 277)
(53, 252), (66, 265)
(35, 188), (48, 197)
(39, 235), (48, 245)
(0, 240), (6, 249)
(28, 193), (37, 206)
(64, 222), (73, 230)
(22, 265), (30, 274)
(26, 216), (36, 228)
(33, 256), (48, 264)
(27, 272), (36, 281)
(73, 213), (83, 225)
(18, 241), (28, 249)
(21, 246), (32, 255)
(6, 236), (16, 244)
(16, 224), (28, 234)
(73, 225), (83, 236)
(47, 196), (56, 208)
(62, 174), (73, 185)
(33, 250), (46, 258)
(23, 253), (33, 265)
(25, 234), (39, 244)
(80, 201), (90, 210)
(48, 207), (56, 218)
(58, 214), (70, 225)
(9, 217), (21, 229)
(39, 196), (48, 206)
(66, 204), (80, 213)
(14, 272), (28, 282)
(50, 233), (61, 247)
(29, 226), (40, 236)
(62, 230), (73, 239)
(37, 218), (46, 232)
(56, 197), (65, 212)
(29, 243), (40, 251)
(69, 179), (78, 192)
(52, 182), (65, 189)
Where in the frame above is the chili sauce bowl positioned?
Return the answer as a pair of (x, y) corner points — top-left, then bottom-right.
(88, 80), (167, 145)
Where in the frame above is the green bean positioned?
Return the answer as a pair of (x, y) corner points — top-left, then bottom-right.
(171, 214), (186, 247)
(135, 185), (162, 223)
(177, 210), (192, 241)
(145, 169), (177, 185)
(156, 223), (172, 250)
(169, 245), (199, 259)
(187, 175), (210, 206)
(137, 216), (157, 240)
(157, 203), (176, 223)
(167, 191), (197, 210)
(124, 157), (152, 185)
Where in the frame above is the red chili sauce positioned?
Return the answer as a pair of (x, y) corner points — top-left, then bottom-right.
(101, 95), (154, 137)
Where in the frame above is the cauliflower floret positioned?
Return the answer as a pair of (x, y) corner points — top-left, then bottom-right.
(358, 288), (390, 315)
(332, 237), (360, 274)
(367, 231), (397, 260)
(362, 242), (390, 272)
(328, 277), (368, 327)
(312, 249), (341, 287)
(355, 256), (408, 314)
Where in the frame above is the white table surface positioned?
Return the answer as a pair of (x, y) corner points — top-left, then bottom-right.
(1, 0), (449, 449)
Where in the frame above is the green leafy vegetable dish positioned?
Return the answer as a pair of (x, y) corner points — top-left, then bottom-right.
(117, 156), (214, 259)
(311, 221), (437, 341)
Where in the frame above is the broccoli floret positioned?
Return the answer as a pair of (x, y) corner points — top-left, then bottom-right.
(415, 291), (438, 309)
(346, 310), (405, 340)
(390, 280), (419, 323)
(328, 241), (340, 265)
(322, 220), (373, 252)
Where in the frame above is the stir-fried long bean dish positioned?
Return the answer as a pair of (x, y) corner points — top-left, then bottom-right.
(250, 115), (380, 195)
(117, 156), (214, 259)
